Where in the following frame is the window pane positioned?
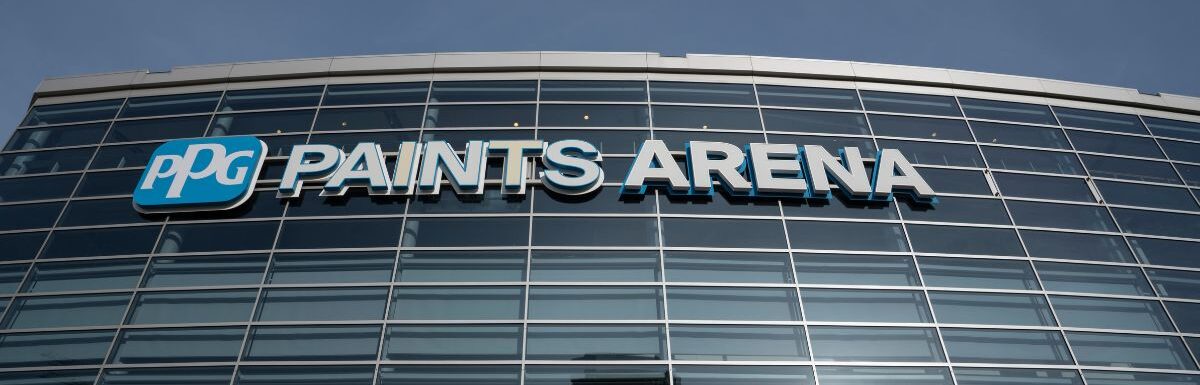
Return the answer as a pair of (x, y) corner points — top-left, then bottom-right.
(157, 221), (279, 253)
(670, 325), (809, 361)
(662, 218), (786, 248)
(1159, 139), (1200, 163)
(397, 250), (524, 282)
(236, 366), (374, 385)
(1052, 295), (1173, 331)
(2, 369), (99, 385)
(538, 129), (649, 156)
(860, 91), (961, 117)
(652, 106), (762, 130)
(672, 365), (814, 385)
(664, 251), (791, 283)
(384, 325), (522, 360)
(982, 146), (1084, 175)
(667, 287), (800, 321)
(390, 286), (524, 320)
(23, 100), (122, 126)
(941, 328), (1072, 364)
(900, 196), (1010, 225)
(809, 326), (944, 362)
(128, 289), (257, 324)
(6, 122), (109, 151)
(960, 98), (1055, 125)
(242, 325), (380, 361)
(539, 80), (646, 102)
(276, 218), (402, 249)
(1083, 155), (1181, 184)
(758, 85), (859, 110)
(59, 197), (161, 226)
(533, 217), (658, 247)
(1132, 237), (1200, 268)
(994, 172), (1093, 201)
(219, 86), (323, 111)
(75, 169), (141, 197)
(0, 173), (79, 202)
(424, 104), (535, 128)
(524, 365), (668, 385)
(1055, 107), (1147, 135)
(971, 121), (1070, 149)
(1146, 268), (1200, 300)
(528, 286), (662, 320)
(909, 225), (1023, 256)
(919, 257), (1039, 290)
(120, 92), (222, 118)
(530, 250), (660, 282)
(0, 232), (45, 263)
(794, 254), (919, 286)
(1166, 301), (1200, 333)
(323, 82), (429, 105)
(42, 224), (150, 257)
(429, 80), (536, 103)
(956, 368), (1082, 385)
(649, 81), (755, 105)
(4, 293), (129, 329)
(869, 115), (972, 141)
(109, 327), (243, 364)
(1071, 131), (1163, 159)
(143, 254), (269, 288)
(377, 365), (520, 385)
(1084, 370), (1200, 385)
(1111, 208), (1200, 238)
(1097, 180), (1197, 211)
(1007, 201), (1116, 231)
(534, 187), (654, 213)
(0, 264), (27, 294)
(539, 104), (649, 127)
(403, 217), (528, 247)
(106, 115), (210, 142)
(525, 325), (665, 360)
(90, 142), (157, 169)
(0, 202), (65, 236)
(313, 106), (423, 131)
(787, 221), (908, 252)
(24, 258), (145, 293)
(876, 139), (984, 167)
(1036, 261), (1154, 296)
(0, 147), (94, 176)
(930, 291), (1054, 326)
(762, 109), (868, 135)
(913, 167), (990, 195)
(270, 251), (393, 284)
(1145, 116), (1200, 141)
(100, 367), (233, 385)
(817, 367), (953, 385)
(420, 129), (535, 150)
(803, 289), (931, 323)
(1022, 230), (1133, 262)
(209, 109), (314, 136)
(0, 330), (114, 368)
(256, 287), (388, 321)
(1068, 332), (1195, 370)
(768, 134), (876, 158)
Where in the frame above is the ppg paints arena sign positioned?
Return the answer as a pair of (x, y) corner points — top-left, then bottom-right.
(131, 136), (936, 213)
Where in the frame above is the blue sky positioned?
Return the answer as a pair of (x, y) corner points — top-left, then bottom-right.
(2, 0), (1199, 140)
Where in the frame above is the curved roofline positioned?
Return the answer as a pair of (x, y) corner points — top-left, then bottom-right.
(31, 51), (1200, 115)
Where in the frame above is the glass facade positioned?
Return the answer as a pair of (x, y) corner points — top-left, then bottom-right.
(4, 60), (1200, 384)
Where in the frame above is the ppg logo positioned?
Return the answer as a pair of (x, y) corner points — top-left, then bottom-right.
(133, 136), (267, 213)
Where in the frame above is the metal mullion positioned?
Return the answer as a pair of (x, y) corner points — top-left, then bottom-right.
(226, 201), (290, 385)
(371, 193), (410, 385)
(1136, 115), (1200, 220)
(520, 185), (537, 385)
(652, 189), (674, 385)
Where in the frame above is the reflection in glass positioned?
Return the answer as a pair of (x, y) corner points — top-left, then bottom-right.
(670, 326), (809, 361)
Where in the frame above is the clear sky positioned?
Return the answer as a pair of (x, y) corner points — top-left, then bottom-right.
(2, 0), (1199, 140)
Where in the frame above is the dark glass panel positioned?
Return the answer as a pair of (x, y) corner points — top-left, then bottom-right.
(899, 196), (1010, 225)
(378, 365), (520, 385)
(667, 287), (801, 321)
(270, 251), (395, 284)
(397, 250), (525, 282)
(524, 365), (668, 385)
(528, 286), (663, 320)
(276, 218), (403, 249)
(106, 115), (210, 143)
(408, 188), (528, 214)
(652, 106), (762, 130)
(661, 218), (786, 248)
(1159, 139), (1200, 163)
(538, 129), (649, 155)
(41, 226), (159, 258)
(120, 92), (222, 118)
(23, 258), (145, 293)
(956, 368), (1082, 385)
(322, 82), (429, 105)
(143, 254), (269, 288)
(0, 201), (62, 231)
(906, 225), (1024, 256)
(90, 142), (157, 169)
(534, 187), (653, 213)
(384, 325), (522, 360)
(1007, 201), (1117, 231)
(1083, 154), (1181, 184)
(1052, 295), (1174, 331)
(1022, 230), (1134, 262)
(313, 106), (424, 131)
(109, 327), (243, 364)
(664, 251), (791, 283)
(803, 289), (931, 322)
(1130, 237), (1200, 268)
(757, 85), (859, 110)
(0, 147), (95, 175)
(236, 366), (374, 385)
(960, 98), (1056, 125)
(128, 289), (256, 324)
(100, 367), (233, 385)
(0, 231), (46, 262)
(1098, 180), (1197, 210)
(767, 133), (877, 158)
(1070, 130), (1165, 158)
(22, 99), (122, 126)
(0, 173), (79, 202)
(673, 365), (814, 385)
(1067, 332), (1196, 370)
(994, 172), (1094, 202)
(391, 286), (524, 320)
(59, 197), (162, 226)
(919, 257), (1039, 290)
(218, 86), (323, 111)
(1144, 116), (1200, 141)
(539, 80), (647, 102)
(941, 329), (1072, 364)
(649, 81), (755, 105)
(530, 250), (660, 282)
(912, 167), (990, 195)
(786, 221), (908, 251)
(5, 122), (109, 150)
(817, 367), (953, 385)
(403, 217), (529, 247)
(157, 221), (279, 253)
(539, 104), (649, 127)
(533, 217), (658, 247)
(1111, 207), (1200, 238)
(285, 189), (407, 217)
(762, 109), (869, 135)
(424, 104), (536, 128)
(982, 146), (1084, 175)
(241, 325), (381, 361)
(525, 325), (665, 360)
(1147, 268), (1200, 300)
(868, 114), (973, 141)
(971, 121), (1070, 149)
(1055, 107), (1148, 134)
(876, 139), (984, 167)
(1036, 261), (1155, 296)
(3, 293), (130, 329)
(208, 109), (315, 136)
(75, 169), (141, 197)
(794, 253), (919, 286)
(429, 80), (536, 103)
(860, 91), (961, 117)
(930, 291), (1055, 326)
(0, 330), (114, 368)
(670, 325), (809, 361)
(256, 287), (388, 321)
(808, 326), (945, 362)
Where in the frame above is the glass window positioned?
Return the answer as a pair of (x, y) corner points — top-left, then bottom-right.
(1166, 301), (1200, 333)
(429, 80), (536, 102)
(982, 146), (1084, 175)
(794, 253), (918, 286)
(782, 193), (899, 220)
(768, 134), (877, 158)
(403, 217), (528, 247)
(256, 287), (388, 321)
(1131, 237), (1200, 268)
(956, 368), (1082, 385)
(1083, 154), (1181, 184)
(809, 326), (944, 362)
(757, 85), (859, 110)
(323, 82), (429, 105)
(397, 250), (524, 282)
(143, 254), (268, 288)
(660, 130), (766, 151)
(670, 325), (809, 361)
(1052, 295), (1173, 331)
(540, 80), (646, 102)
(313, 106), (423, 131)
(1147, 268), (1200, 300)
(762, 109), (868, 135)
(919, 257), (1039, 290)
(673, 365), (814, 385)
(22, 99), (122, 126)
(912, 167), (990, 195)
(1084, 370), (1200, 385)
(90, 142), (157, 169)
(1112, 208), (1200, 238)
(59, 197), (161, 226)
(787, 221), (908, 252)
(128, 289), (257, 324)
(994, 172), (1093, 201)
(157, 221), (280, 253)
(1022, 230), (1134, 262)
(942, 328), (1072, 364)
(868, 114), (972, 141)
(120, 92), (222, 118)
(661, 218), (786, 248)
(533, 217), (658, 247)
(524, 365), (668, 385)
(105, 115), (211, 143)
(664, 251), (791, 283)
(41, 226), (159, 259)
(0, 147), (94, 176)
(1098, 180), (1197, 211)
(0, 330), (114, 368)
(1036, 261), (1154, 296)
(525, 325), (665, 360)
(528, 286), (661, 320)
(384, 325), (522, 360)
(667, 287), (800, 321)
(236, 366), (374, 385)
(285, 189), (408, 217)
(209, 109), (314, 136)
(423, 104), (536, 128)
(1067, 332), (1195, 370)
(5, 122), (109, 151)
(960, 98), (1056, 125)
(23, 258), (145, 293)
(971, 121), (1070, 149)
(930, 291), (1054, 326)
(803, 289), (931, 323)
(530, 250), (660, 282)
(242, 325), (380, 361)
(1159, 139), (1200, 163)
(4, 293), (128, 329)
(650, 81), (755, 105)
(390, 286), (524, 320)
(1055, 107), (1148, 134)
(3, 369), (99, 385)
(259, 134), (307, 156)
(0, 232), (45, 263)
(1071, 130), (1164, 158)
(407, 188), (529, 214)
(1007, 201), (1116, 231)
(534, 187), (654, 213)
(538, 129), (649, 155)
(0, 264), (27, 294)
(420, 129), (535, 150)
(219, 86), (323, 111)
(876, 139), (984, 167)
(276, 218), (402, 249)
(0, 173), (79, 202)
(1145, 116), (1200, 141)
(109, 327), (243, 364)
(377, 365), (520, 385)
(860, 91), (961, 117)
(539, 104), (649, 127)
(652, 105), (762, 130)
(75, 169), (142, 197)
(100, 367), (233, 385)
(900, 196), (1010, 225)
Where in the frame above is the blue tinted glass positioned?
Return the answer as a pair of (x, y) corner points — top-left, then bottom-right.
(782, 193), (899, 219)
(1166, 301), (1200, 333)
(900, 197), (1010, 225)
(256, 287), (387, 321)
(911, 167), (990, 195)
(0, 330), (114, 368)
(22, 99), (122, 126)
(423, 104), (536, 128)
(384, 325), (522, 360)
(960, 98), (1056, 125)
(941, 328), (1072, 364)
(994, 172), (1094, 202)
(110, 327), (243, 364)
(3, 293), (129, 329)
(1145, 116), (1200, 141)
(860, 91), (961, 117)
(268, 252), (395, 284)
(650, 81), (755, 105)
(670, 325), (809, 361)
(1132, 237), (1200, 268)
(1036, 261), (1154, 296)
(378, 365), (520, 385)
(397, 250), (525, 282)
(668, 287), (800, 321)
(313, 106), (423, 131)
(1147, 268), (1200, 300)
(1052, 296), (1174, 331)
(23, 258), (145, 293)
(1070, 130), (1165, 158)
(1097, 180), (1197, 211)
(803, 289), (931, 322)
(930, 291), (1055, 326)
(868, 115), (973, 141)
(876, 139), (984, 167)
(652, 106), (762, 130)
(1112, 208), (1200, 238)
(128, 289), (257, 324)
(1055, 107), (1147, 134)
(539, 80), (646, 102)
(242, 325), (380, 361)
(90, 142), (157, 169)
(219, 86), (323, 111)
(209, 109), (314, 136)
(75, 169), (142, 197)
(0, 173), (79, 203)
(1007, 201), (1117, 231)
(1022, 230), (1133, 262)
(530, 250), (660, 282)
(1068, 332), (1195, 370)
(403, 217), (528, 247)
(757, 85), (859, 110)
(42, 226), (162, 259)
(120, 92), (222, 118)
(817, 367), (953, 385)
(533, 217), (658, 247)
(787, 221), (908, 251)
(661, 218), (786, 248)
(919, 257), (1040, 290)
(2, 369), (99, 385)
(971, 121), (1070, 149)
(1084, 370), (1200, 385)
(795, 254), (919, 286)
(528, 286), (662, 320)
(157, 221), (279, 253)
(538, 129), (650, 155)
(535, 187), (655, 213)
(0, 265), (28, 294)
(429, 80), (536, 102)
(5, 122), (109, 150)
(236, 365), (374, 385)
(956, 368), (1083, 385)
(539, 104), (649, 127)
(106, 115), (211, 142)
(525, 325), (665, 360)
(673, 365), (815, 385)
(100, 367), (233, 385)
(982, 146), (1084, 175)
(761, 109), (869, 135)
(0, 232), (45, 262)
(143, 254), (268, 288)
(524, 365), (668, 385)
(1083, 155), (1181, 184)
(391, 286), (524, 320)
(322, 82), (429, 105)
(809, 326), (944, 362)
(1159, 139), (1200, 163)
(664, 251), (792, 283)
(768, 134), (877, 158)
(59, 197), (162, 226)
(285, 189), (408, 217)
(277, 218), (401, 249)
(0, 148), (94, 176)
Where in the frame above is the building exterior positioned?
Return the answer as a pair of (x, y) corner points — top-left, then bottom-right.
(4, 52), (1200, 384)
